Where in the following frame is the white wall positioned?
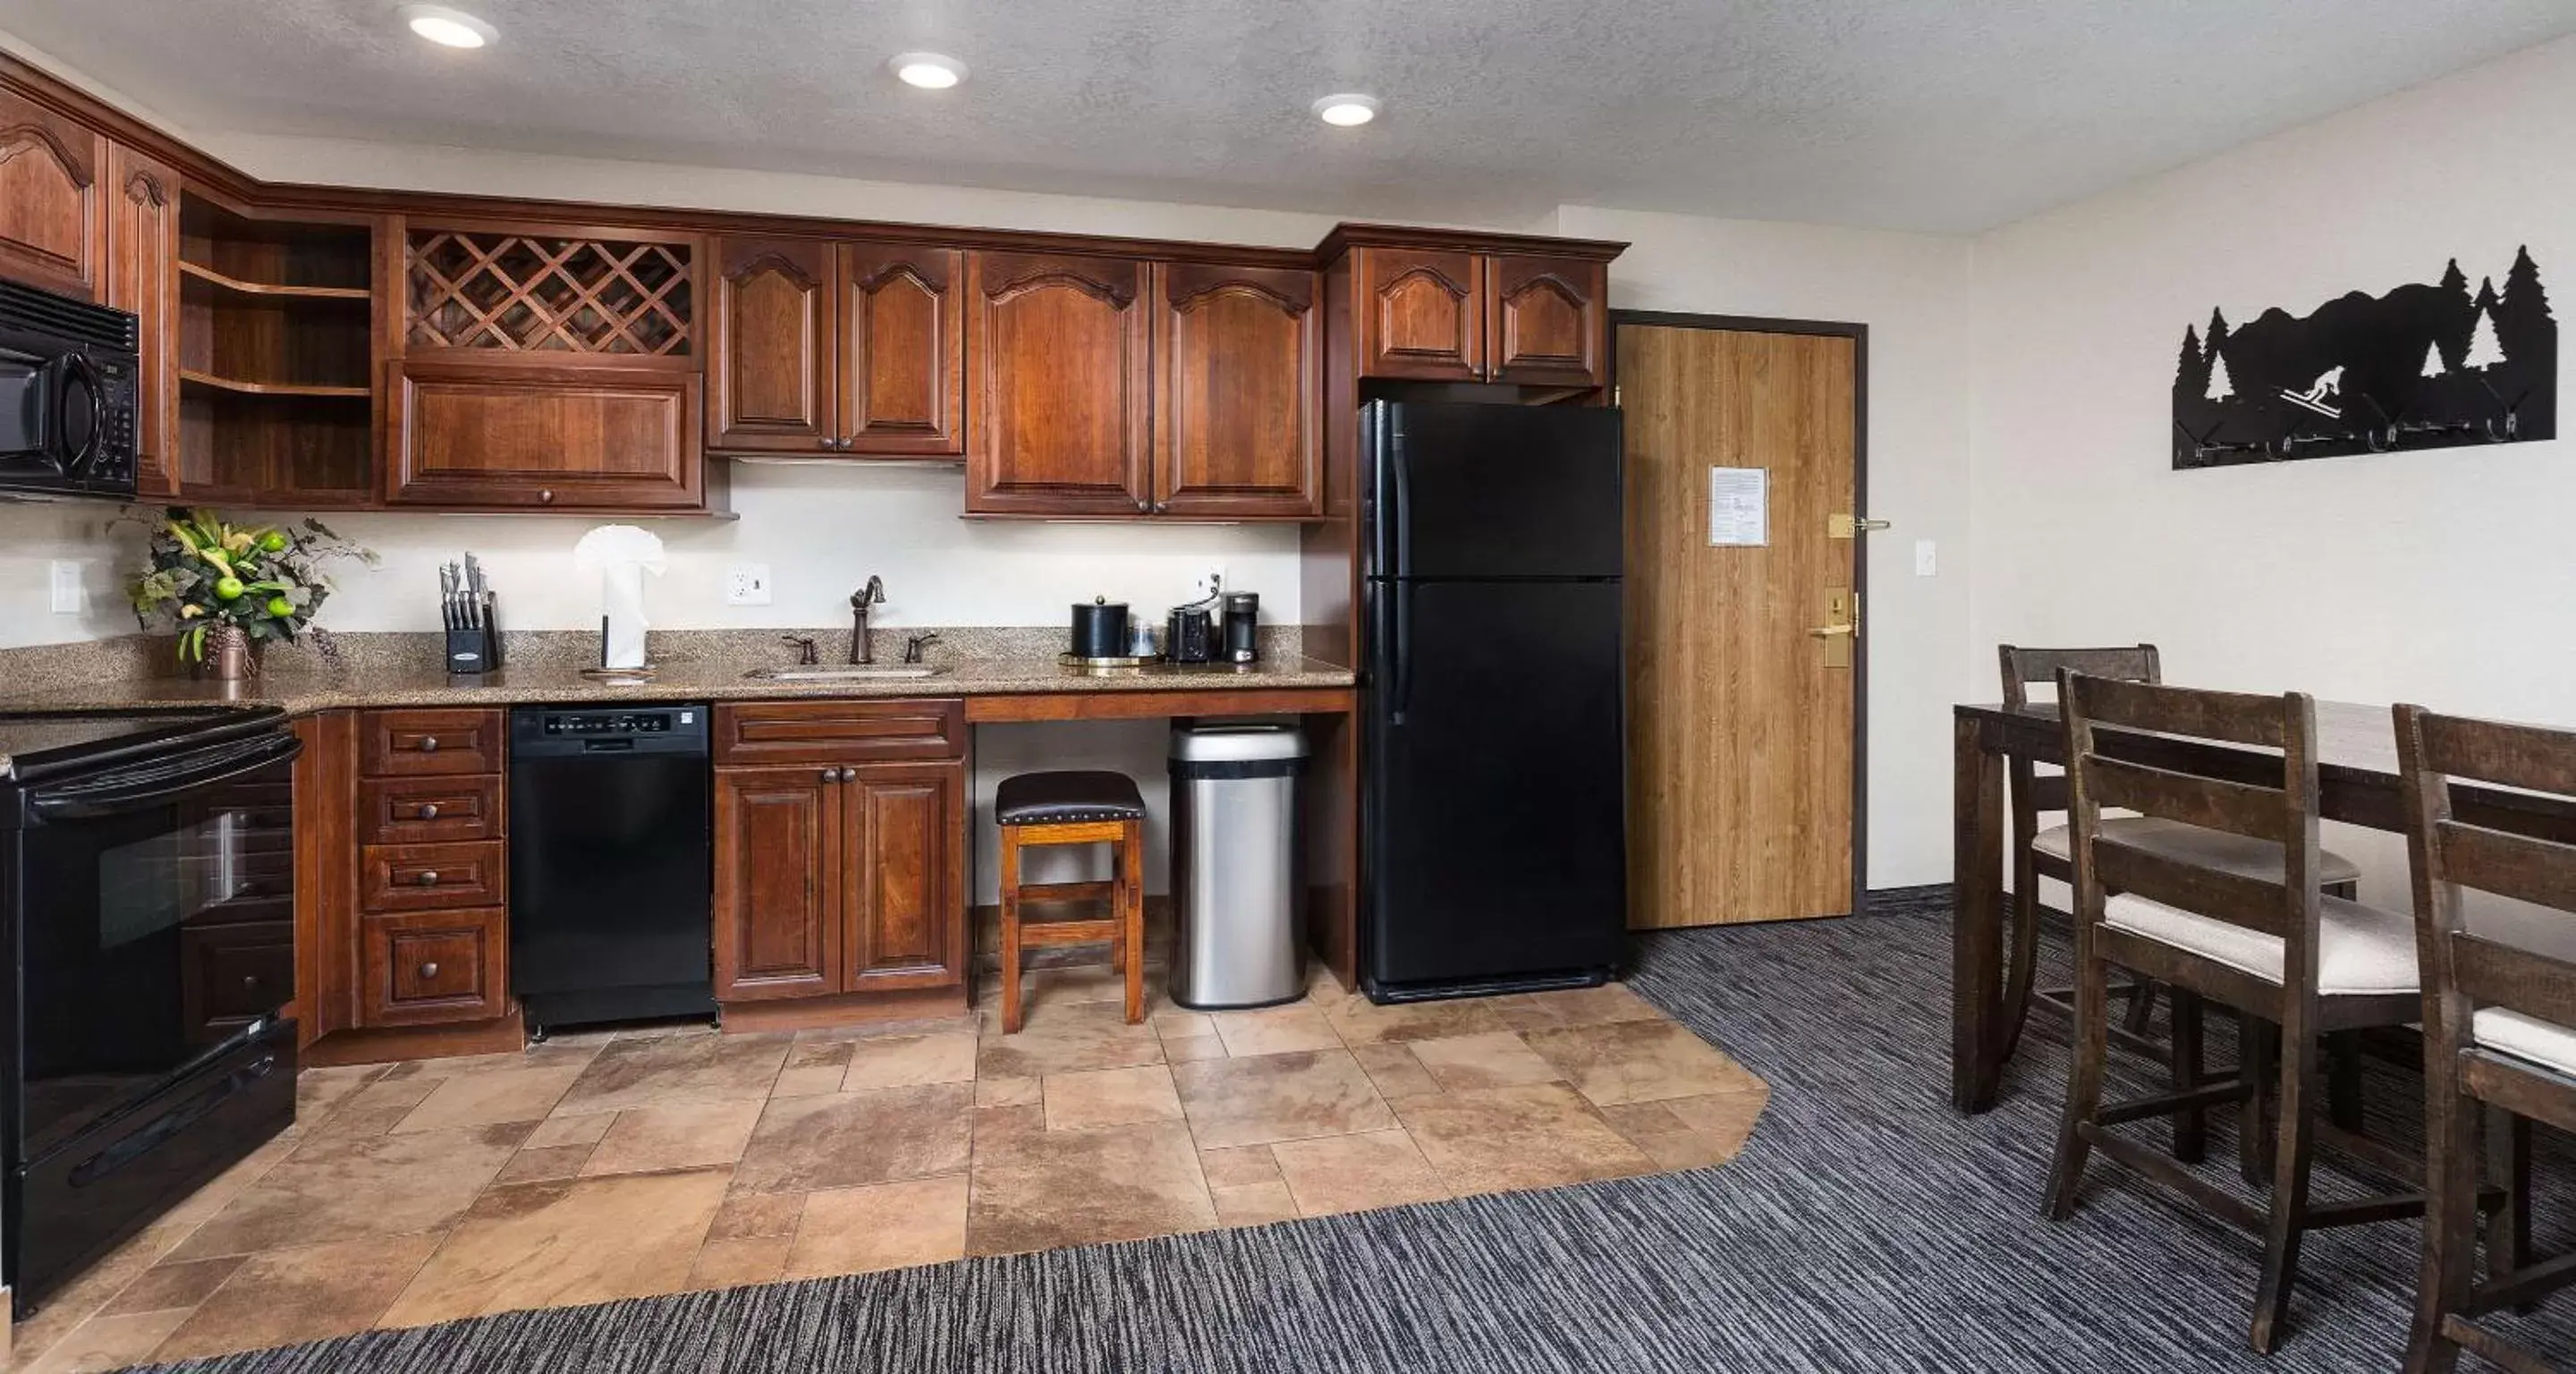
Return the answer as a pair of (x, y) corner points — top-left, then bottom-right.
(1550, 207), (1981, 889)
(1968, 34), (2576, 905)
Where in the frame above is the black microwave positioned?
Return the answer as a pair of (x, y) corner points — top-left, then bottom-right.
(0, 278), (140, 501)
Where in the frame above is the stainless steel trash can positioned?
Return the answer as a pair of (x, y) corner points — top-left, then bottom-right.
(1168, 723), (1307, 1010)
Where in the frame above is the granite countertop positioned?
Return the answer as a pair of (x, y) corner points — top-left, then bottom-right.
(0, 653), (1354, 715)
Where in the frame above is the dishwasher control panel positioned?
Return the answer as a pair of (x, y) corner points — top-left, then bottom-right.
(512, 703), (709, 758)
(538, 709), (695, 737)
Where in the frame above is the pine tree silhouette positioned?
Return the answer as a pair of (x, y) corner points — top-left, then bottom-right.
(2175, 325), (2206, 394)
(2207, 348), (2236, 401)
(2465, 278), (2506, 369)
(2420, 338), (2446, 377)
(2496, 245), (2555, 361)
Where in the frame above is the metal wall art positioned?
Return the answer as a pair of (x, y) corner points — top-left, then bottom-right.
(2172, 249), (2555, 468)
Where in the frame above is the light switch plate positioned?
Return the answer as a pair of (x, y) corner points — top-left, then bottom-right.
(48, 559), (80, 614)
(725, 563), (772, 606)
(1913, 540), (1937, 577)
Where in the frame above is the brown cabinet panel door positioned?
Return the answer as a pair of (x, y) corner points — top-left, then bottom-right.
(359, 840), (506, 914)
(712, 766), (843, 1001)
(0, 91), (103, 299)
(360, 708), (505, 776)
(844, 761), (965, 991)
(1356, 247), (1483, 382)
(965, 251), (1150, 514)
(104, 143), (180, 495)
(839, 242), (964, 456)
(387, 359), (705, 509)
(1487, 254), (1608, 388)
(709, 236), (835, 454)
(360, 776), (504, 845)
(360, 908), (508, 1026)
(711, 699), (965, 767)
(1151, 263), (1322, 518)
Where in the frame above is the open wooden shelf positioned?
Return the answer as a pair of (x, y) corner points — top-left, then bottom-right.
(179, 259), (371, 302)
(181, 369), (369, 399)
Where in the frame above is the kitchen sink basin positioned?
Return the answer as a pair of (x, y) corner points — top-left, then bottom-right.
(743, 665), (949, 682)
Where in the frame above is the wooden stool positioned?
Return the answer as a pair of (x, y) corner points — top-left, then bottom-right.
(996, 770), (1148, 1034)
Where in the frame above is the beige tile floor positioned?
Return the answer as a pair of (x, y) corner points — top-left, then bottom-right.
(4, 968), (1768, 1371)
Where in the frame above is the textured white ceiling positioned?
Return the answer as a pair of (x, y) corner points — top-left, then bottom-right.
(6, 1), (2572, 233)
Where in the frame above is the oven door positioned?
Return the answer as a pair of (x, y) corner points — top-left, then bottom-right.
(13, 730), (301, 1155)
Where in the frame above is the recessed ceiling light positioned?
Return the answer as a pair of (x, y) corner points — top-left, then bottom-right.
(891, 53), (967, 89)
(1312, 94), (1380, 128)
(402, 4), (496, 48)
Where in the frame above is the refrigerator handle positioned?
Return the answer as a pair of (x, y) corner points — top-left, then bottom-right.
(1389, 581), (1413, 724)
(1384, 429), (1411, 580)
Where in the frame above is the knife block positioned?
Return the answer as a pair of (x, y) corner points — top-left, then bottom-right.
(445, 598), (502, 674)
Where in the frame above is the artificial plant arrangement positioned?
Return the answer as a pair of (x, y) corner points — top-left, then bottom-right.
(125, 508), (377, 673)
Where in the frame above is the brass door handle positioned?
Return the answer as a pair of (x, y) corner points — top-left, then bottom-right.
(1809, 624), (1854, 638)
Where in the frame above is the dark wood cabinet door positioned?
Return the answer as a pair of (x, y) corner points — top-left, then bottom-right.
(1355, 247), (1483, 382)
(386, 358), (706, 509)
(1487, 253), (1608, 387)
(1151, 263), (1321, 519)
(839, 242), (963, 456)
(359, 908), (507, 1027)
(104, 142), (181, 496)
(709, 236), (835, 454)
(965, 251), (1150, 514)
(843, 761), (965, 991)
(0, 90), (104, 299)
(713, 765), (843, 1002)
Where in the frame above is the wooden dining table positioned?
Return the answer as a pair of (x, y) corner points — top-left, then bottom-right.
(1948, 696), (2576, 1115)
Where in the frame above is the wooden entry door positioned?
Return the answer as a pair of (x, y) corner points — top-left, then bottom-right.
(1618, 322), (1860, 928)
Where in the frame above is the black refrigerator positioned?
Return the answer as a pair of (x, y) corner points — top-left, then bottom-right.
(1360, 400), (1627, 1002)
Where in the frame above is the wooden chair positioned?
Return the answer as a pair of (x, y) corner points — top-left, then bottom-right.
(2044, 674), (2423, 1353)
(995, 770), (1148, 1035)
(2000, 646), (2368, 1137)
(2396, 705), (2576, 1374)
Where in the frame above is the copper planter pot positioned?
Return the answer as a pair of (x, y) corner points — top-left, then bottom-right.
(198, 623), (263, 683)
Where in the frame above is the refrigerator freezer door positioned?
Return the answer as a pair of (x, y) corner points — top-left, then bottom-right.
(1365, 401), (1623, 581)
(1365, 579), (1626, 991)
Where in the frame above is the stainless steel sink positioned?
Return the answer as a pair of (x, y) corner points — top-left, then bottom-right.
(743, 665), (948, 682)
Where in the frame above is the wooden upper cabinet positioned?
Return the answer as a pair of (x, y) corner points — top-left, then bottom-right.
(1487, 253), (1608, 388)
(402, 224), (697, 362)
(104, 143), (181, 496)
(965, 250), (1149, 515)
(709, 237), (834, 453)
(713, 766), (843, 1002)
(0, 89), (104, 299)
(839, 242), (963, 456)
(386, 358), (705, 509)
(843, 761), (965, 990)
(1151, 262), (1321, 518)
(1355, 247), (1484, 382)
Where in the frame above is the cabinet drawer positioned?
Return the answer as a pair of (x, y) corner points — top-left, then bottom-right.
(713, 699), (964, 765)
(361, 708), (504, 776)
(360, 908), (507, 1026)
(360, 841), (505, 914)
(180, 919), (293, 1048)
(360, 776), (504, 844)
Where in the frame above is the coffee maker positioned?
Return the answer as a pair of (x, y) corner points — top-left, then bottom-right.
(1223, 591), (1259, 664)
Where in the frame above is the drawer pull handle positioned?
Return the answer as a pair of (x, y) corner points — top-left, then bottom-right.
(419, 961), (441, 979)
(241, 974), (258, 991)
(538, 488), (555, 505)
(820, 768), (838, 783)
(419, 736), (440, 752)
(417, 802), (441, 820)
(415, 870), (441, 886)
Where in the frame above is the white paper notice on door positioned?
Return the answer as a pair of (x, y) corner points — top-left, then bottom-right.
(1707, 466), (1768, 547)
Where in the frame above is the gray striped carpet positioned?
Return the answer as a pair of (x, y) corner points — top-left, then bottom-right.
(133, 889), (2576, 1372)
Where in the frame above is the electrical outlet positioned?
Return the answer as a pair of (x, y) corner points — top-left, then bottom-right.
(48, 559), (81, 614)
(1913, 540), (1937, 577)
(1198, 565), (1226, 600)
(725, 563), (773, 606)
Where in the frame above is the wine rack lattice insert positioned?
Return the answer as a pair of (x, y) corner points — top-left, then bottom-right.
(407, 231), (693, 355)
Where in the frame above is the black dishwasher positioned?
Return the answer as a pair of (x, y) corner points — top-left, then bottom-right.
(508, 704), (715, 1036)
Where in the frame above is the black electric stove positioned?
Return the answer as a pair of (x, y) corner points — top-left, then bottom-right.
(1, 704), (303, 1317)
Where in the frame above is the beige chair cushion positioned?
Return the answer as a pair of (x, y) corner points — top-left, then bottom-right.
(2101, 891), (2419, 994)
(2474, 1007), (2576, 1078)
(2033, 818), (2362, 887)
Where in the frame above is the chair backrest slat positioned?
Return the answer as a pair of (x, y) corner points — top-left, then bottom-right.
(2399, 704), (2576, 1049)
(2086, 755), (2292, 845)
(2093, 837), (2293, 938)
(1999, 643), (2157, 709)
(2073, 674), (2289, 750)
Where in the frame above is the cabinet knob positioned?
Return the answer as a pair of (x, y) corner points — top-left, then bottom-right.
(241, 974), (259, 991)
(821, 768), (839, 783)
(418, 736), (440, 752)
(839, 767), (857, 782)
(415, 869), (441, 886)
(538, 488), (556, 504)
(419, 961), (441, 980)
(418, 802), (440, 820)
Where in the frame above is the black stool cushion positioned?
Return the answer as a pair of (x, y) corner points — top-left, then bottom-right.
(996, 770), (1146, 826)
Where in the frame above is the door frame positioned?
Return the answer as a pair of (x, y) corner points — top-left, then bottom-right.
(1606, 310), (1872, 919)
